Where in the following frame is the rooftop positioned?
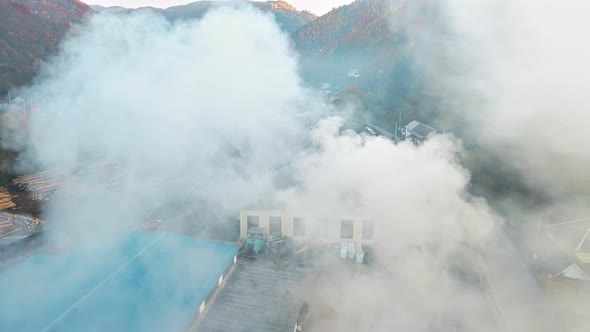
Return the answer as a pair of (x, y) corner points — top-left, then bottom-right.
(551, 262), (590, 281)
(405, 120), (437, 139)
(0, 211), (43, 244)
(542, 217), (590, 253)
(0, 232), (238, 332)
(195, 259), (307, 332)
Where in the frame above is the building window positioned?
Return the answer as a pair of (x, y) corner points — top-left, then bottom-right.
(293, 218), (305, 237)
(340, 220), (354, 239)
(247, 215), (259, 230)
(363, 221), (374, 240)
(269, 216), (282, 235)
(317, 220), (328, 238)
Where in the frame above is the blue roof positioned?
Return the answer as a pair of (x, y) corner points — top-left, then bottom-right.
(0, 232), (238, 332)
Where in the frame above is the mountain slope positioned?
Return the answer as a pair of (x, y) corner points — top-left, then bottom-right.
(88, 5), (128, 15)
(250, 1), (316, 33)
(291, 0), (403, 89)
(165, 1), (317, 33)
(292, 0), (405, 55)
(291, 0), (433, 89)
(1, 0), (314, 97)
(92, 1), (317, 34)
(0, 0), (92, 96)
(291, 0), (446, 139)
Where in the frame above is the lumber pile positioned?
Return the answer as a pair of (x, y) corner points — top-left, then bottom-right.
(12, 161), (120, 200)
(0, 212), (44, 239)
(9, 194), (44, 216)
(0, 220), (22, 238)
(13, 169), (66, 201)
(23, 217), (43, 229)
(0, 187), (16, 211)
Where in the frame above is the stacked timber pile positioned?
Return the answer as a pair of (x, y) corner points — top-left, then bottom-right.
(0, 213), (20, 238)
(12, 169), (67, 201)
(9, 194), (44, 217)
(63, 161), (121, 197)
(12, 161), (120, 200)
(0, 212), (44, 239)
(0, 187), (16, 210)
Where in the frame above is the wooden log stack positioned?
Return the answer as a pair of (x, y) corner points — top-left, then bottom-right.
(13, 169), (69, 201)
(12, 161), (120, 201)
(0, 187), (16, 211)
(0, 212), (22, 238)
(0, 211), (44, 239)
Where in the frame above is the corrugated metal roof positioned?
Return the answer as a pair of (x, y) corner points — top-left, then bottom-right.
(405, 120), (437, 139)
(196, 259), (307, 332)
(405, 120), (421, 131)
(552, 263), (590, 281)
(0, 233), (238, 332)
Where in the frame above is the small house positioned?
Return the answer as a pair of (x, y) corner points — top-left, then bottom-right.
(404, 120), (437, 145)
(347, 69), (360, 78)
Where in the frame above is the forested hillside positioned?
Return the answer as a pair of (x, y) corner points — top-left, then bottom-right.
(291, 0), (432, 87)
(0, 0), (92, 96)
(292, 0), (404, 54)
(1, 1), (314, 97)
(292, 0), (439, 129)
(166, 1), (316, 33)
(251, 1), (316, 33)
(92, 1), (316, 33)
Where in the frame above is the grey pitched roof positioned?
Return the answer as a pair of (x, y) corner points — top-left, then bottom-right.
(196, 259), (307, 332)
(552, 263), (590, 281)
(405, 120), (437, 139)
(543, 218), (590, 253)
(539, 255), (576, 276)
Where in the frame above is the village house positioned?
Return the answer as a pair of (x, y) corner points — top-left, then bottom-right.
(404, 120), (437, 145)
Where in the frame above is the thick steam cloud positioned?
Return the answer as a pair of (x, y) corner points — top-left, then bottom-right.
(279, 117), (503, 331)
(1, 2), (557, 332)
(14, 6), (310, 245)
(427, 0), (590, 203)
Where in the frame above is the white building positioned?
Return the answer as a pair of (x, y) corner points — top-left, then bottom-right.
(404, 120), (437, 145)
(347, 69), (360, 78)
(239, 210), (375, 244)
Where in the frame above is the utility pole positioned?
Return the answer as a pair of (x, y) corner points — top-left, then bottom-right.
(534, 212), (544, 259)
(398, 110), (402, 139)
(377, 68), (384, 98)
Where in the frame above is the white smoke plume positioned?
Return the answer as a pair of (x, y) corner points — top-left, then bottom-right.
(3, 1), (584, 331)
(280, 118), (503, 331)
(448, 2), (590, 330)
(1, 5), (315, 331)
(424, 0), (590, 203)
(388, 1), (590, 331)
(13, 5), (311, 246)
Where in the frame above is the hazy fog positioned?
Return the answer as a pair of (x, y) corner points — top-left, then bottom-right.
(1, 0), (589, 331)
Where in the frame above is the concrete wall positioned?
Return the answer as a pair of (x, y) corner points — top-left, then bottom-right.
(576, 252), (590, 264)
(239, 210), (374, 244)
